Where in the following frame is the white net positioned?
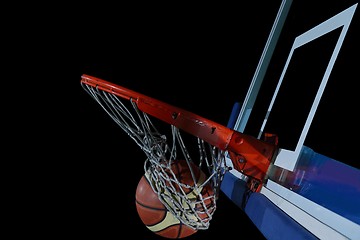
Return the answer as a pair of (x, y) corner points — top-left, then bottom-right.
(81, 82), (231, 230)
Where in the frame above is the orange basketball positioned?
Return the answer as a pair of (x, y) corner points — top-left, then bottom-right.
(135, 160), (215, 239)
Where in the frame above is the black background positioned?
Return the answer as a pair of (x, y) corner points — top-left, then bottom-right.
(78, 1), (359, 239)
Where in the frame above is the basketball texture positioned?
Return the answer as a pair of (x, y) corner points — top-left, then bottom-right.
(135, 160), (215, 239)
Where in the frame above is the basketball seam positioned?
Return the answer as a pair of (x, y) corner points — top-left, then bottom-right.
(135, 199), (167, 212)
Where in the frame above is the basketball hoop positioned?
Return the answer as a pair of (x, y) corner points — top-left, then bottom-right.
(80, 74), (278, 231)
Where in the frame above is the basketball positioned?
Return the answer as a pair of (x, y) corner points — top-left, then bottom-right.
(135, 160), (215, 239)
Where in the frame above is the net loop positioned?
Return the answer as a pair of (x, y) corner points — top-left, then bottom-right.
(81, 82), (231, 230)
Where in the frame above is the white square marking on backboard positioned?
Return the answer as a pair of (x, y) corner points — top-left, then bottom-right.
(246, 4), (357, 171)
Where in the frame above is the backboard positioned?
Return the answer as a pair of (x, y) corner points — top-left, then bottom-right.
(221, 1), (360, 239)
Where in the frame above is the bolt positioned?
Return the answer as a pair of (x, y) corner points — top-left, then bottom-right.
(172, 112), (178, 119)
